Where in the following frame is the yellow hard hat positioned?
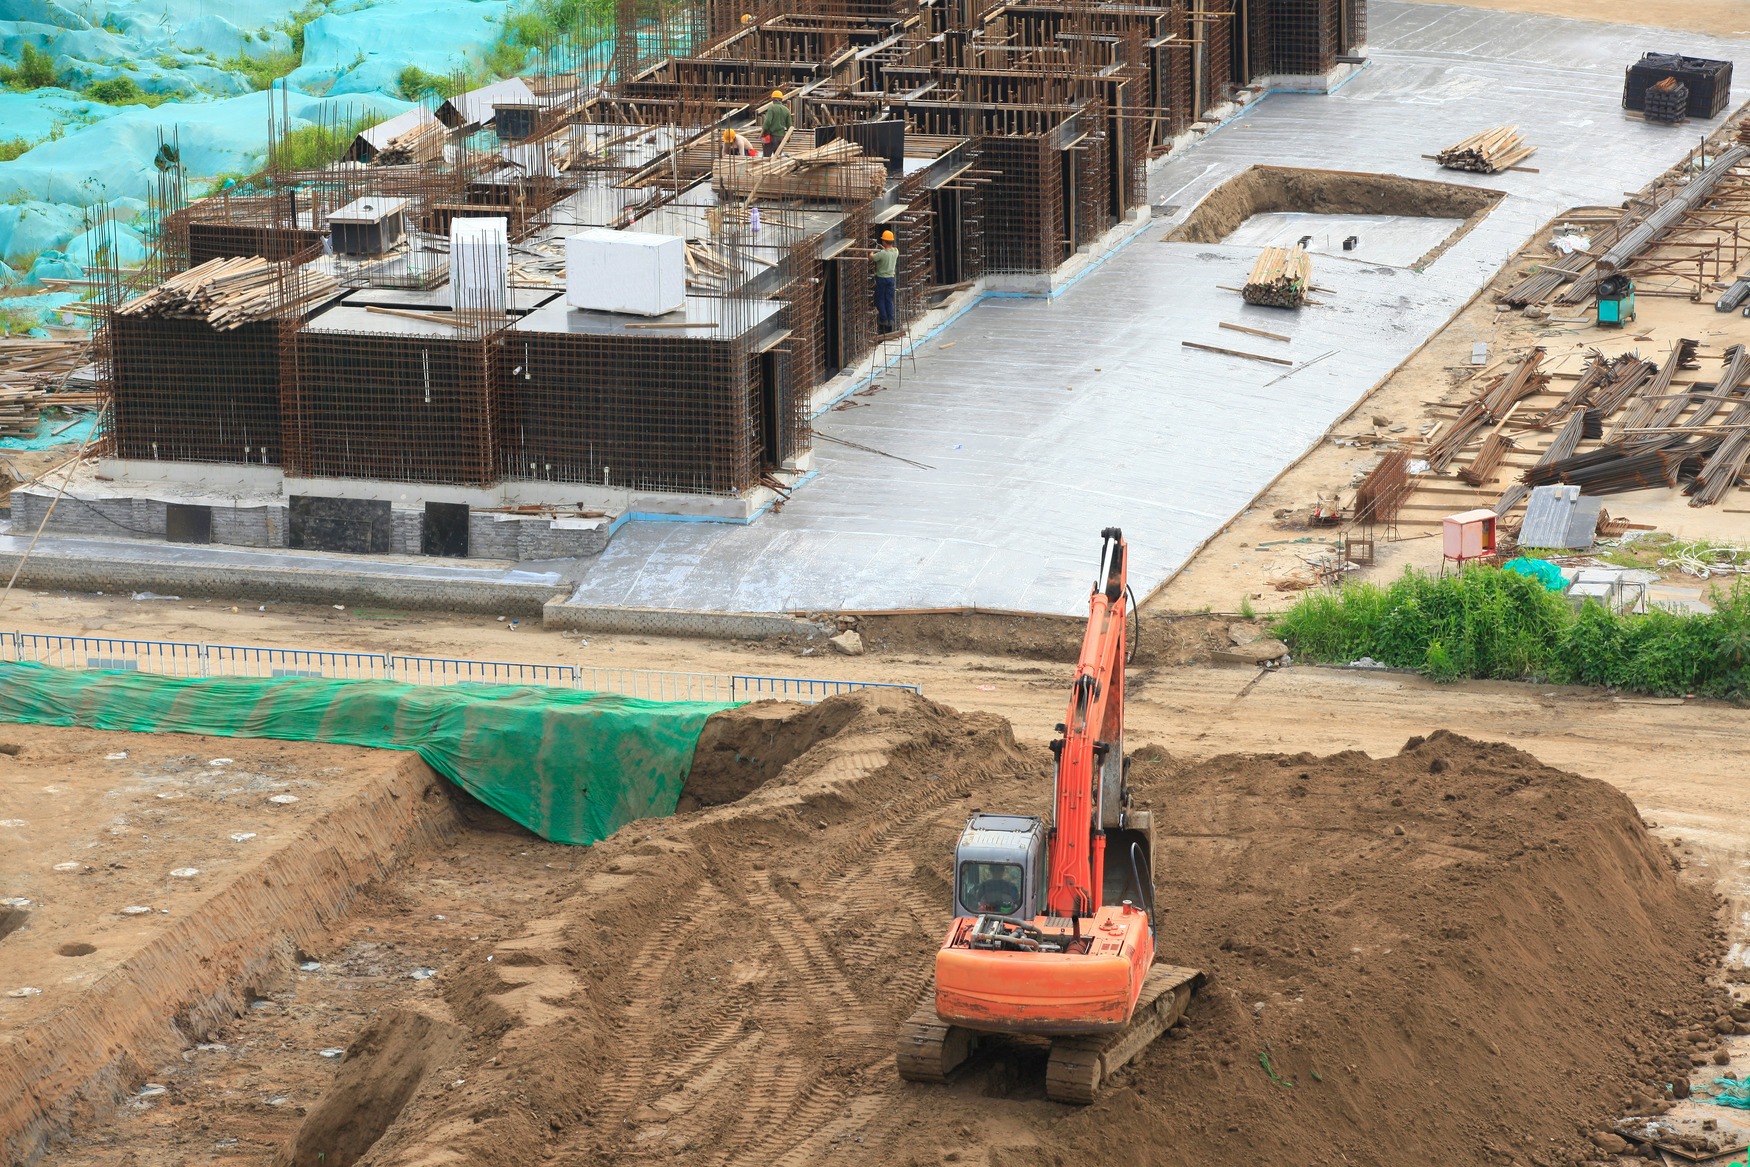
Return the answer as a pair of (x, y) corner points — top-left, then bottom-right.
(723, 128), (736, 142)
(740, 12), (752, 21)
(771, 89), (785, 100)
(881, 229), (895, 242)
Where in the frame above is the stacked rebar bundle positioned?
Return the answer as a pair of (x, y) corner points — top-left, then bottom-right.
(1425, 347), (1549, 471)
(1458, 433), (1513, 486)
(1436, 126), (1536, 174)
(1496, 411), (1588, 516)
(116, 257), (339, 331)
(1520, 344), (1750, 503)
(1241, 246), (1311, 308)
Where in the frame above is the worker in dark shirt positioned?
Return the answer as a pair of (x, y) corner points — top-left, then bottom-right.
(874, 229), (898, 334)
(761, 89), (792, 157)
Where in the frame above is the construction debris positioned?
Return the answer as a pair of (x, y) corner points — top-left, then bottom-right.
(0, 338), (87, 393)
(1241, 246), (1311, 308)
(115, 257), (339, 331)
(1436, 126), (1537, 174)
(711, 139), (888, 202)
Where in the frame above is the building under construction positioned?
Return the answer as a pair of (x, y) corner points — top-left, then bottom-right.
(66, 0), (1365, 558)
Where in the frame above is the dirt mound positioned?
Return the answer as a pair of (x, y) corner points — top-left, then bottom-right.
(1046, 729), (1725, 1167)
(682, 700), (862, 810)
(148, 703), (1722, 1167)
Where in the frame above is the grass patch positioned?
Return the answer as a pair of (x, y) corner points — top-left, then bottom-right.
(0, 308), (42, 336)
(396, 65), (469, 101)
(224, 46), (302, 91)
(1273, 564), (1750, 700)
(275, 113), (377, 169)
(0, 137), (35, 163)
(0, 45), (62, 91)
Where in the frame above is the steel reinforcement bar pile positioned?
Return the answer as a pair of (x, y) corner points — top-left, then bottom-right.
(1424, 347), (1549, 472)
(1501, 145), (1750, 308)
(1522, 343), (1750, 504)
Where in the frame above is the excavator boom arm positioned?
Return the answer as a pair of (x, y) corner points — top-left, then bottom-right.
(1044, 528), (1127, 919)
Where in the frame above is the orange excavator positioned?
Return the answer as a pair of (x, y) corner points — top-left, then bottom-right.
(896, 528), (1204, 1103)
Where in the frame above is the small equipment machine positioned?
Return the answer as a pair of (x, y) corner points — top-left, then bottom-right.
(1596, 273), (1636, 328)
(895, 528), (1204, 1103)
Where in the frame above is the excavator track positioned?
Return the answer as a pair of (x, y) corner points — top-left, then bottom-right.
(896, 964), (1205, 1101)
(896, 996), (978, 1083)
(1044, 964), (1204, 1104)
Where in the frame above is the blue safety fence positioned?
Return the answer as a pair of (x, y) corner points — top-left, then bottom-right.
(0, 633), (919, 703)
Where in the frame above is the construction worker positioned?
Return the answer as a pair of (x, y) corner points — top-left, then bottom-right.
(761, 89), (791, 158)
(721, 127), (755, 157)
(874, 229), (898, 334)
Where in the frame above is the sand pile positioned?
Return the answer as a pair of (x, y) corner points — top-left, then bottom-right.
(1045, 730), (1727, 1167)
(135, 699), (1721, 1167)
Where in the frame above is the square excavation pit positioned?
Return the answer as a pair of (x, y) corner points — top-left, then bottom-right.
(1167, 164), (1504, 270)
(0, 728), (454, 1166)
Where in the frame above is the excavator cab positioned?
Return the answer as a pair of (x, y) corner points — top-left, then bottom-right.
(953, 813), (1044, 921)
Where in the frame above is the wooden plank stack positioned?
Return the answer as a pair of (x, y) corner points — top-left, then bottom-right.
(712, 138), (887, 202)
(1241, 246), (1311, 308)
(374, 118), (446, 165)
(1436, 126), (1537, 174)
(0, 338), (86, 393)
(116, 256), (340, 331)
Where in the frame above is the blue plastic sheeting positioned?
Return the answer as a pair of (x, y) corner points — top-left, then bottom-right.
(0, 88), (120, 143)
(287, 0), (513, 97)
(1503, 558), (1566, 592)
(0, 413), (96, 450)
(0, 87), (413, 206)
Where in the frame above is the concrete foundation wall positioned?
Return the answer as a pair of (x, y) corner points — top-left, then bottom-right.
(12, 490), (610, 562)
(0, 547), (565, 616)
(542, 600), (829, 640)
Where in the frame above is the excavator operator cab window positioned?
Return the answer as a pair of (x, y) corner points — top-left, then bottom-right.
(959, 862), (1025, 917)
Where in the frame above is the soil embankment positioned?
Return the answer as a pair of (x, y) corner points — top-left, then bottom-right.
(30, 697), (1727, 1167)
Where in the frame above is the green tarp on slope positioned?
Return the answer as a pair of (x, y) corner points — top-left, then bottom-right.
(0, 661), (735, 845)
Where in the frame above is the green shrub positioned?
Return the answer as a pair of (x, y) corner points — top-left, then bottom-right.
(84, 76), (146, 104)
(275, 114), (376, 169)
(396, 65), (465, 101)
(225, 46), (302, 91)
(1274, 565), (1750, 700)
(0, 136), (35, 162)
(1, 45), (62, 91)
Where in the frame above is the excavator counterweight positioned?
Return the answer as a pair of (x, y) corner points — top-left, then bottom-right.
(895, 528), (1205, 1103)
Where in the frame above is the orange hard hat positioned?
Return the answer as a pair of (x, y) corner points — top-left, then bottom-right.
(881, 229), (895, 242)
(771, 89), (785, 100)
(723, 128), (736, 142)
(740, 12), (753, 21)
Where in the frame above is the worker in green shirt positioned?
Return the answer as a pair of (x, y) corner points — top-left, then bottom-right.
(874, 229), (898, 334)
(761, 89), (791, 156)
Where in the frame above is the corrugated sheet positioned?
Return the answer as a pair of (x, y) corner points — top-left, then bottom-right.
(1520, 485), (1597, 549)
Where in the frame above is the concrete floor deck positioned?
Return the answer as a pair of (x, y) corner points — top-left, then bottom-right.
(553, 1), (1745, 616)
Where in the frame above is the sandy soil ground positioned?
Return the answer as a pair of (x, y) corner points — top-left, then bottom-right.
(2, 587), (1749, 1165)
(1397, 0), (1750, 38)
(24, 689), (1744, 1167)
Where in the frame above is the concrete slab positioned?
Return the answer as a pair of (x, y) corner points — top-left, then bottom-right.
(555, 1), (1748, 617)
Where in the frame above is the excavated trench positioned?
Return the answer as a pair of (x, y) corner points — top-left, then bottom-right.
(11, 698), (1737, 1167)
(1168, 164), (1505, 269)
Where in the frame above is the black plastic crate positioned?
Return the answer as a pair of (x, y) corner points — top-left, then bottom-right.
(1645, 78), (1690, 123)
(1624, 52), (1732, 119)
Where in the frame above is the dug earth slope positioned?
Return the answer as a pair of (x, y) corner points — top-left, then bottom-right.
(350, 703), (1719, 1167)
